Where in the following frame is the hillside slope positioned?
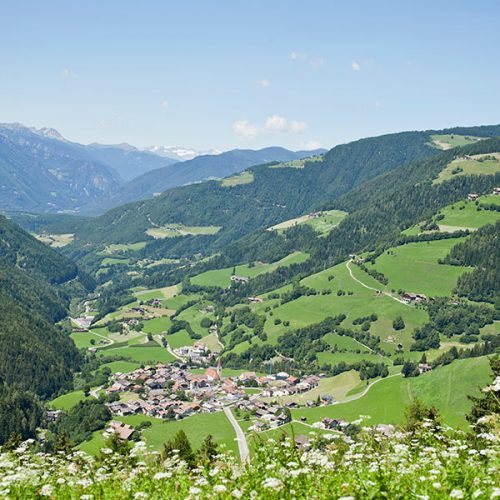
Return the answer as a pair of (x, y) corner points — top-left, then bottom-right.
(85, 147), (325, 213)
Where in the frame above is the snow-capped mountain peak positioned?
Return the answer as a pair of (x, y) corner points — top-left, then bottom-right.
(142, 145), (222, 161)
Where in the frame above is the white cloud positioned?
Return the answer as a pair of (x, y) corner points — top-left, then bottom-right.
(264, 115), (289, 132)
(233, 115), (308, 139)
(232, 120), (259, 139)
(161, 100), (169, 108)
(61, 68), (77, 78)
(259, 79), (270, 88)
(310, 57), (325, 69)
(289, 51), (306, 61)
(351, 61), (361, 71)
(289, 120), (308, 133)
(303, 140), (323, 150)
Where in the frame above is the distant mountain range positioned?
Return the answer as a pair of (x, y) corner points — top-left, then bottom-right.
(141, 145), (222, 161)
(0, 123), (323, 214)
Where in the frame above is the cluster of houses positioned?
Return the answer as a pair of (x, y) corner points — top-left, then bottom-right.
(402, 292), (427, 304)
(230, 275), (249, 285)
(174, 342), (219, 364)
(104, 363), (272, 421)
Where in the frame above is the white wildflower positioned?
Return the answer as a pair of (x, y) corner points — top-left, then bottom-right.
(432, 482), (441, 489)
(450, 489), (464, 498)
(214, 485), (227, 493)
(40, 484), (53, 496)
(262, 477), (283, 491)
(153, 471), (171, 480)
(231, 489), (243, 498)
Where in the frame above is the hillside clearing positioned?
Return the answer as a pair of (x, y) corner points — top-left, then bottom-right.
(434, 152), (500, 184)
(221, 171), (254, 186)
(146, 223), (221, 239)
(268, 209), (347, 235)
(430, 134), (482, 150)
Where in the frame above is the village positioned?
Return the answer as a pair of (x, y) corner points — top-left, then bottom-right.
(102, 356), (337, 440)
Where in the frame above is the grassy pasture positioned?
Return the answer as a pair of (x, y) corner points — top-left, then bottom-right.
(434, 152), (500, 183)
(191, 251), (309, 288)
(221, 171), (254, 186)
(118, 412), (238, 454)
(366, 238), (471, 297)
(142, 316), (172, 335)
(146, 223), (220, 239)
(98, 360), (140, 373)
(70, 331), (111, 349)
(97, 344), (175, 364)
(262, 371), (361, 406)
(49, 390), (90, 410)
(437, 199), (500, 230)
(430, 134), (481, 150)
(292, 357), (491, 429)
(102, 242), (147, 254)
(33, 232), (74, 247)
(253, 262), (428, 352)
(268, 210), (347, 235)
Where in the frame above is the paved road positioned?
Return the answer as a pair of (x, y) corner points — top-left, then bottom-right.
(224, 406), (250, 464)
(345, 261), (409, 306)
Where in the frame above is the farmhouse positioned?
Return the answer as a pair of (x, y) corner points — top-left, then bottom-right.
(402, 292), (427, 304)
(493, 187), (500, 195)
(467, 193), (479, 201)
(231, 275), (249, 284)
(108, 420), (134, 440)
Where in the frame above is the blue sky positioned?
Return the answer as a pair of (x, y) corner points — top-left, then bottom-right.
(1, 1), (499, 151)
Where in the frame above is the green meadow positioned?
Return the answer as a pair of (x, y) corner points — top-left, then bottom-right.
(119, 412), (239, 454)
(221, 171), (254, 186)
(292, 356), (492, 429)
(437, 199), (500, 230)
(97, 344), (175, 364)
(249, 262), (428, 352)
(49, 390), (90, 411)
(366, 238), (471, 297)
(431, 134), (481, 150)
(268, 209), (347, 235)
(191, 251), (309, 288)
(434, 153), (500, 183)
(146, 223), (221, 239)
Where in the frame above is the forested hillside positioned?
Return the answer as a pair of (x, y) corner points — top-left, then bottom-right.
(87, 147), (325, 213)
(0, 216), (85, 442)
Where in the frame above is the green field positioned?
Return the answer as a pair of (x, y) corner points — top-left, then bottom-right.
(70, 330), (111, 349)
(102, 242), (147, 254)
(191, 251), (309, 288)
(436, 199), (500, 230)
(97, 344), (175, 364)
(243, 262), (429, 352)
(434, 153), (500, 183)
(268, 210), (347, 235)
(33, 232), (74, 248)
(142, 316), (171, 335)
(49, 390), (90, 410)
(119, 412), (238, 454)
(99, 360), (141, 373)
(431, 134), (481, 150)
(146, 224), (221, 239)
(366, 238), (471, 297)
(323, 332), (371, 352)
(292, 357), (492, 429)
(100, 257), (130, 268)
(221, 171), (254, 186)
(264, 371), (361, 406)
